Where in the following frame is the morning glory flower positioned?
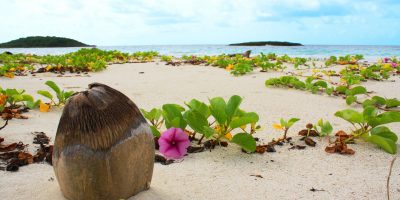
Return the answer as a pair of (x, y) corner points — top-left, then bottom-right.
(158, 128), (190, 159)
(383, 57), (390, 63)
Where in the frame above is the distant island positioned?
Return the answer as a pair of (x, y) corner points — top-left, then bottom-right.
(0, 36), (94, 48)
(229, 41), (303, 46)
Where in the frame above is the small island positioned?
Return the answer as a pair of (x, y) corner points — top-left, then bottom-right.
(0, 36), (94, 48)
(229, 41), (303, 46)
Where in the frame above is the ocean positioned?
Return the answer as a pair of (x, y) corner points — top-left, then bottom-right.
(1, 45), (400, 61)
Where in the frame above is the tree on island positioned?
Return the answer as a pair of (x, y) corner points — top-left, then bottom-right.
(0, 36), (93, 48)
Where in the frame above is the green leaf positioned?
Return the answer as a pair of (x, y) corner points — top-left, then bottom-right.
(335, 86), (347, 94)
(313, 80), (328, 88)
(45, 81), (61, 95)
(320, 121), (333, 136)
(5, 88), (19, 96)
(346, 95), (357, 105)
(370, 126), (398, 142)
(229, 112), (259, 129)
(140, 109), (150, 120)
(334, 109), (364, 123)
(372, 96), (386, 106)
(287, 118), (300, 128)
(385, 98), (400, 108)
(225, 95), (242, 121)
(367, 135), (397, 154)
(231, 133), (256, 152)
(186, 99), (210, 118)
(183, 110), (209, 134)
(368, 111), (400, 127)
(348, 86), (367, 96)
(22, 94), (34, 102)
(150, 126), (161, 137)
(168, 117), (181, 129)
(26, 100), (41, 109)
(280, 118), (287, 127)
(150, 108), (163, 121)
(162, 104), (186, 129)
(326, 87), (333, 95)
(209, 97), (227, 125)
(37, 90), (53, 100)
(63, 91), (74, 100)
(363, 106), (377, 121)
(202, 126), (218, 138)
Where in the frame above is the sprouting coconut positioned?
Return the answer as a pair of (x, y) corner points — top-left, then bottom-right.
(53, 83), (154, 200)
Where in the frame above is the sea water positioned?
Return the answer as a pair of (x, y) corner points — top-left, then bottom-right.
(1, 45), (400, 61)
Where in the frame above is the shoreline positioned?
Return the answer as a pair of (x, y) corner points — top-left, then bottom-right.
(1, 61), (399, 200)
(1, 46), (399, 60)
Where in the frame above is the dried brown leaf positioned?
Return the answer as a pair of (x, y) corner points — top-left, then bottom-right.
(305, 138), (316, 147)
(0, 143), (17, 152)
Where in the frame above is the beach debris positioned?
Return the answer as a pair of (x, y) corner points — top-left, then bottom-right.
(33, 143), (53, 165)
(1, 107), (29, 120)
(304, 138), (316, 147)
(53, 83), (154, 200)
(250, 174), (263, 178)
(0, 132), (53, 171)
(289, 145), (306, 150)
(325, 131), (355, 155)
(33, 132), (51, 144)
(31, 132), (53, 165)
(166, 61), (182, 66)
(310, 187), (325, 192)
(187, 146), (205, 153)
(298, 129), (319, 137)
(5, 152), (33, 171)
(155, 154), (174, 165)
(204, 140), (216, 150)
(255, 144), (276, 154)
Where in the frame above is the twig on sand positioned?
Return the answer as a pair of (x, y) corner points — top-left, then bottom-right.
(0, 119), (9, 131)
(387, 156), (397, 200)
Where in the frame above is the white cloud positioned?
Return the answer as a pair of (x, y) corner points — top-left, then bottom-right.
(0, 0), (398, 45)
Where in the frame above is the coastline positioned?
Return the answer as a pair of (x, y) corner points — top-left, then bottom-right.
(1, 45), (400, 60)
(1, 61), (399, 200)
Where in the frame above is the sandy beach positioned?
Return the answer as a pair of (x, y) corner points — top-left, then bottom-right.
(1, 61), (399, 200)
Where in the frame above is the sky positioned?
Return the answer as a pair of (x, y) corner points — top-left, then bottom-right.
(0, 0), (399, 45)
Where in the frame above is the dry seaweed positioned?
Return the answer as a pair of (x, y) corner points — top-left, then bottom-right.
(33, 132), (50, 145)
(187, 146), (205, 153)
(325, 131), (355, 155)
(289, 145), (306, 150)
(154, 154), (174, 165)
(1, 108), (28, 120)
(0, 132), (53, 172)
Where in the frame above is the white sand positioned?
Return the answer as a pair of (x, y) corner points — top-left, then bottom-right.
(1, 62), (399, 200)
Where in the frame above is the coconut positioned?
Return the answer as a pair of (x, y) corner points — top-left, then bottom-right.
(53, 83), (154, 200)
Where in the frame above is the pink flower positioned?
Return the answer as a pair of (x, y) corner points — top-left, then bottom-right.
(158, 128), (190, 159)
(383, 57), (390, 63)
(392, 62), (398, 68)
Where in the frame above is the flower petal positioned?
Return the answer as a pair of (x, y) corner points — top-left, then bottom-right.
(173, 128), (189, 142)
(163, 146), (181, 159)
(158, 127), (190, 159)
(176, 139), (190, 156)
(273, 124), (283, 130)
